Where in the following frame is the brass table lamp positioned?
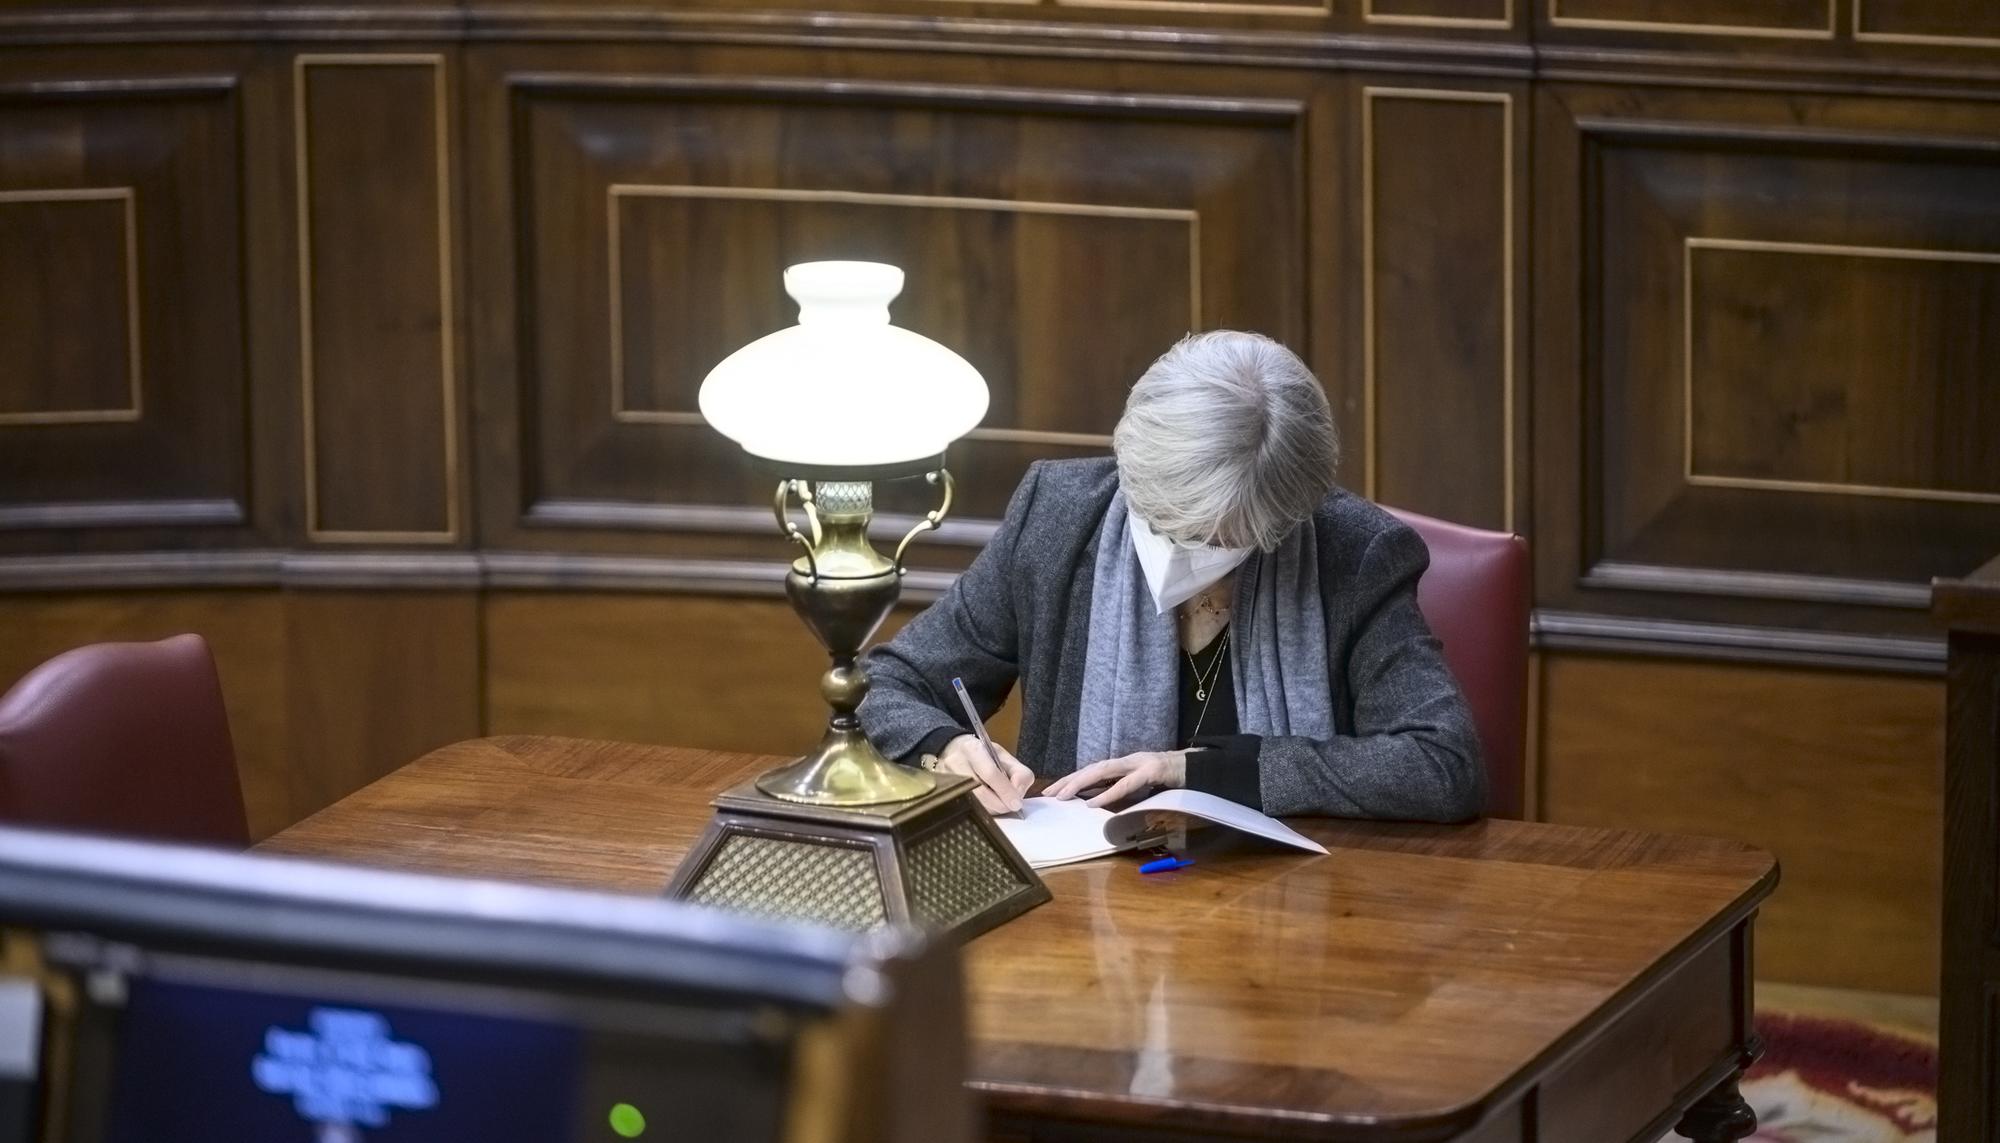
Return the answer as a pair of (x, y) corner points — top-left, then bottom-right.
(664, 261), (1049, 941)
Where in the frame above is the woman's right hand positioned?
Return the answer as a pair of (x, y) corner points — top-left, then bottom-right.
(927, 735), (1033, 815)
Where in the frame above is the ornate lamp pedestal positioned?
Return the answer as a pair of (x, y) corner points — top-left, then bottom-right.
(664, 473), (1049, 941)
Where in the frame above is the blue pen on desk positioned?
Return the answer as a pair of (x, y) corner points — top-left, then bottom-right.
(1139, 857), (1194, 875)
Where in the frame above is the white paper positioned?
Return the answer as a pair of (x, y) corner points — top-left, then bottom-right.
(992, 798), (1127, 869)
(1105, 788), (1329, 855)
(993, 788), (1329, 870)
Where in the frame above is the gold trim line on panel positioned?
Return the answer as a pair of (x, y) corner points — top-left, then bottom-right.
(606, 184), (1201, 434)
(294, 52), (461, 545)
(1548, 0), (1835, 39)
(1681, 235), (2000, 507)
(1056, 0), (1331, 14)
(0, 188), (143, 427)
(1363, 0), (1512, 30)
(1360, 87), (1517, 533)
(1853, 0), (2000, 46)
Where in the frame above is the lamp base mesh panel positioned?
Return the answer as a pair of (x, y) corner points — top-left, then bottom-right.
(906, 817), (1031, 932)
(666, 775), (1051, 940)
(682, 834), (887, 931)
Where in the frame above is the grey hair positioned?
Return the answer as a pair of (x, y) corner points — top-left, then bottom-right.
(1112, 331), (1340, 552)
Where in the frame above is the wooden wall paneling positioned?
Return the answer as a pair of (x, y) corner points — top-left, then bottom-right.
(483, 61), (1306, 559)
(0, 72), (252, 550)
(0, 592), (290, 840)
(1543, 0), (1834, 38)
(1363, 0), (1512, 32)
(1855, 0), (2000, 46)
(294, 52), (462, 544)
(1537, 652), (1943, 994)
(283, 591), (482, 825)
(1360, 80), (1521, 533)
(484, 593), (1024, 759)
(1531, 82), (2000, 640)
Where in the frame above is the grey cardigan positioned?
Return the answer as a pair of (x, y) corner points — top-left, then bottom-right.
(857, 458), (1485, 822)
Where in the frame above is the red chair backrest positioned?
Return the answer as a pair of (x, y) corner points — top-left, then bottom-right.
(1384, 508), (1530, 819)
(0, 634), (249, 847)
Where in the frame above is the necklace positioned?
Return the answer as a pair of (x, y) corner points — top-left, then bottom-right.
(1187, 631), (1229, 741)
(1186, 630), (1230, 704)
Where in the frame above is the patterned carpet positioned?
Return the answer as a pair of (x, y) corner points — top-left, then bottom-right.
(1683, 1009), (1937, 1142)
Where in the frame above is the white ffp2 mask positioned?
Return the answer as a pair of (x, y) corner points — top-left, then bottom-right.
(1128, 508), (1252, 616)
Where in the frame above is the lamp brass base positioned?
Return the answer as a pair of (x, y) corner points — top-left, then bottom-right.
(664, 771), (1051, 942)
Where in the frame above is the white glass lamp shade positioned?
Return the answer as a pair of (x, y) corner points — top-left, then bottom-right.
(698, 261), (989, 469)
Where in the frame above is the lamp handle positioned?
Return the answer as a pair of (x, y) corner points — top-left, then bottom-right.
(773, 480), (821, 583)
(892, 469), (955, 575)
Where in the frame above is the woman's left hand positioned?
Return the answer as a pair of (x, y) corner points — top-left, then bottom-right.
(1045, 750), (1188, 807)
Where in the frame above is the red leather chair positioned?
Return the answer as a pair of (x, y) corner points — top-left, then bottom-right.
(1384, 508), (1530, 819)
(0, 634), (249, 847)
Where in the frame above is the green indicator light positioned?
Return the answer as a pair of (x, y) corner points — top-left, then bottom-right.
(609, 1103), (646, 1138)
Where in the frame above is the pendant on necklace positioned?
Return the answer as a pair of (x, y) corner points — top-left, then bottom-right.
(1195, 687), (1206, 701)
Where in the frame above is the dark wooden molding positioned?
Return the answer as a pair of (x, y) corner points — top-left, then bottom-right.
(0, 549), (1952, 670)
(0, 500), (247, 531)
(1534, 610), (1945, 675)
(507, 72), (1311, 123)
(0, 551), (283, 592)
(479, 552), (960, 602)
(522, 500), (1001, 549)
(0, 75), (241, 101)
(1582, 561), (1934, 610)
(278, 552), (485, 590)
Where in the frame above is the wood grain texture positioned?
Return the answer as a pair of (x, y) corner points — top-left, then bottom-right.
(283, 592), (482, 819)
(260, 735), (1775, 1141)
(503, 73), (1300, 533)
(1363, 85), (1517, 532)
(1366, 0), (1511, 28)
(0, 192), (136, 422)
(1857, 0), (2000, 42)
(1545, 0), (1832, 36)
(1934, 559), (2000, 1143)
(296, 55), (458, 542)
(484, 593), (1024, 756)
(1533, 82), (2000, 636)
(1538, 652), (1942, 994)
(0, 75), (249, 550)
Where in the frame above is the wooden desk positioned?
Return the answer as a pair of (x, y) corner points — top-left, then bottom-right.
(263, 737), (1776, 1143)
(1936, 553), (2000, 1143)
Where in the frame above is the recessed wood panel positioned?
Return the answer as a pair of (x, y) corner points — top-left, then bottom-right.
(1687, 239), (2000, 503)
(1857, 0), (2000, 43)
(0, 190), (139, 425)
(1548, 0), (1832, 36)
(610, 187), (1195, 438)
(1573, 112), (2000, 608)
(0, 79), (247, 540)
(513, 78), (1302, 527)
(284, 591), (481, 820)
(296, 55), (459, 543)
(1365, 88), (1514, 531)
(484, 593), (1023, 757)
(1365, 0), (1509, 27)
(1538, 652), (1942, 994)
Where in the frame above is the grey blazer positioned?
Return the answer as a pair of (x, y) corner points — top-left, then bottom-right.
(857, 457), (1485, 822)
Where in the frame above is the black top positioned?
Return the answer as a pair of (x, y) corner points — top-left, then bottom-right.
(1177, 628), (1262, 809)
(910, 625), (1267, 809)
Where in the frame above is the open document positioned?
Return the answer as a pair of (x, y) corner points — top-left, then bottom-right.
(993, 788), (1329, 870)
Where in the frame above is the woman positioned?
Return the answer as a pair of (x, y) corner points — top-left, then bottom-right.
(857, 330), (1484, 821)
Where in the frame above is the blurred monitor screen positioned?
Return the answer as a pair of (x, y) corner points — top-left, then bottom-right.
(75, 952), (784, 1143)
(0, 827), (965, 1143)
